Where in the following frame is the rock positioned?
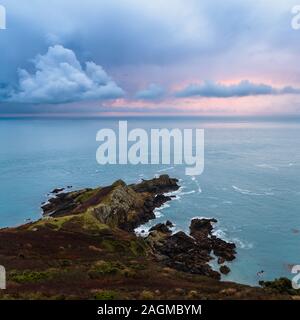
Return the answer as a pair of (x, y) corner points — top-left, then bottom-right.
(187, 290), (199, 299)
(88, 245), (103, 253)
(42, 175), (179, 232)
(190, 218), (217, 239)
(190, 218), (236, 263)
(145, 218), (238, 281)
(220, 265), (231, 275)
(149, 223), (171, 234)
(132, 175), (179, 194)
(220, 288), (238, 296)
(148, 230), (220, 280)
(166, 220), (173, 227)
(174, 288), (185, 294)
(51, 188), (65, 194)
(218, 257), (225, 265)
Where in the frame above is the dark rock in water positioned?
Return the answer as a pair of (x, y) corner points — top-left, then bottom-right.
(149, 230), (220, 279)
(218, 257), (226, 265)
(166, 220), (174, 228)
(147, 218), (237, 280)
(220, 265), (231, 275)
(190, 218), (217, 233)
(149, 223), (171, 234)
(51, 188), (65, 194)
(132, 175), (179, 194)
(190, 218), (236, 262)
(153, 194), (172, 207)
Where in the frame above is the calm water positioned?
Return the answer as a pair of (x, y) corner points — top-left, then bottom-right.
(0, 117), (300, 286)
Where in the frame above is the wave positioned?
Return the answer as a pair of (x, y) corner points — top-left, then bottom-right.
(232, 237), (254, 250)
(257, 162), (296, 170)
(222, 200), (233, 205)
(256, 164), (279, 171)
(157, 166), (175, 173)
(181, 190), (196, 195)
(232, 185), (274, 196)
(212, 228), (254, 250)
(190, 176), (202, 193)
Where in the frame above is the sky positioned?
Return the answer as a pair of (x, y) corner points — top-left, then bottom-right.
(1, 0), (300, 116)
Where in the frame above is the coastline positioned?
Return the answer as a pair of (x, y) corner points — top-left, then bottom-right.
(0, 175), (298, 300)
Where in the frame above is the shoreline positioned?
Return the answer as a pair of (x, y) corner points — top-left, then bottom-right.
(0, 175), (298, 300)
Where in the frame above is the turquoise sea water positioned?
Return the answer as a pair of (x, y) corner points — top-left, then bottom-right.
(0, 117), (300, 286)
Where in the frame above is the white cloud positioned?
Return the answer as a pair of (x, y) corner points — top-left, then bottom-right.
(9, 45), (125, 104)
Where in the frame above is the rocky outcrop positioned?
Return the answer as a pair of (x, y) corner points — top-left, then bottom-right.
(42, 175), (179, 231)
(146, 218), (236, 280)
(132, 175), (179, 193)
(190, 218), (236, 262)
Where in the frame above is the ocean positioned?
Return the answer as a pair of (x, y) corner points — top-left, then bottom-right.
(0, 116), (300, 286)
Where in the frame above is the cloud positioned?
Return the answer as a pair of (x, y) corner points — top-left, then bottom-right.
(135, 84), (165, 100)
(176, 80), (300, 98)
(7, 45), (124, 104)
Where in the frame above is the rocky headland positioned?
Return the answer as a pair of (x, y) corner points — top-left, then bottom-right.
(0, 175), (297, 300)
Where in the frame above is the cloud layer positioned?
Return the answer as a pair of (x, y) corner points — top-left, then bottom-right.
(8, 45), (124, 104)
(135, 84), (165, 100)
(0, 0), (300, 115)
(176, 80), (300, 98)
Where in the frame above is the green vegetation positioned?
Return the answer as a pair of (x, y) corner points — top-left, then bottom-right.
(259, 278), (300, 295)
(88, 261), (124, 278)
(94, 290), (119, 300)
(76, 188), (100, 203)
(9, 270), (54, 284)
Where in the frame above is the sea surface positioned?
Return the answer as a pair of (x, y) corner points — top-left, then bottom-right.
(0, 116), (300, 286)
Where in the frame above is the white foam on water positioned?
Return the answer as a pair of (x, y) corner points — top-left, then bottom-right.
(157, 166), (175, 173)
(181, 190), (196, 195)
(256, 164), (279, 171)
(222, 200), (233, 205)
(135, 225), (151, 237)
(212, 227), (254, 250)
(232, 238), (254, 250)
(190, 176), (202, 194)
(232, 185), (274, 196)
